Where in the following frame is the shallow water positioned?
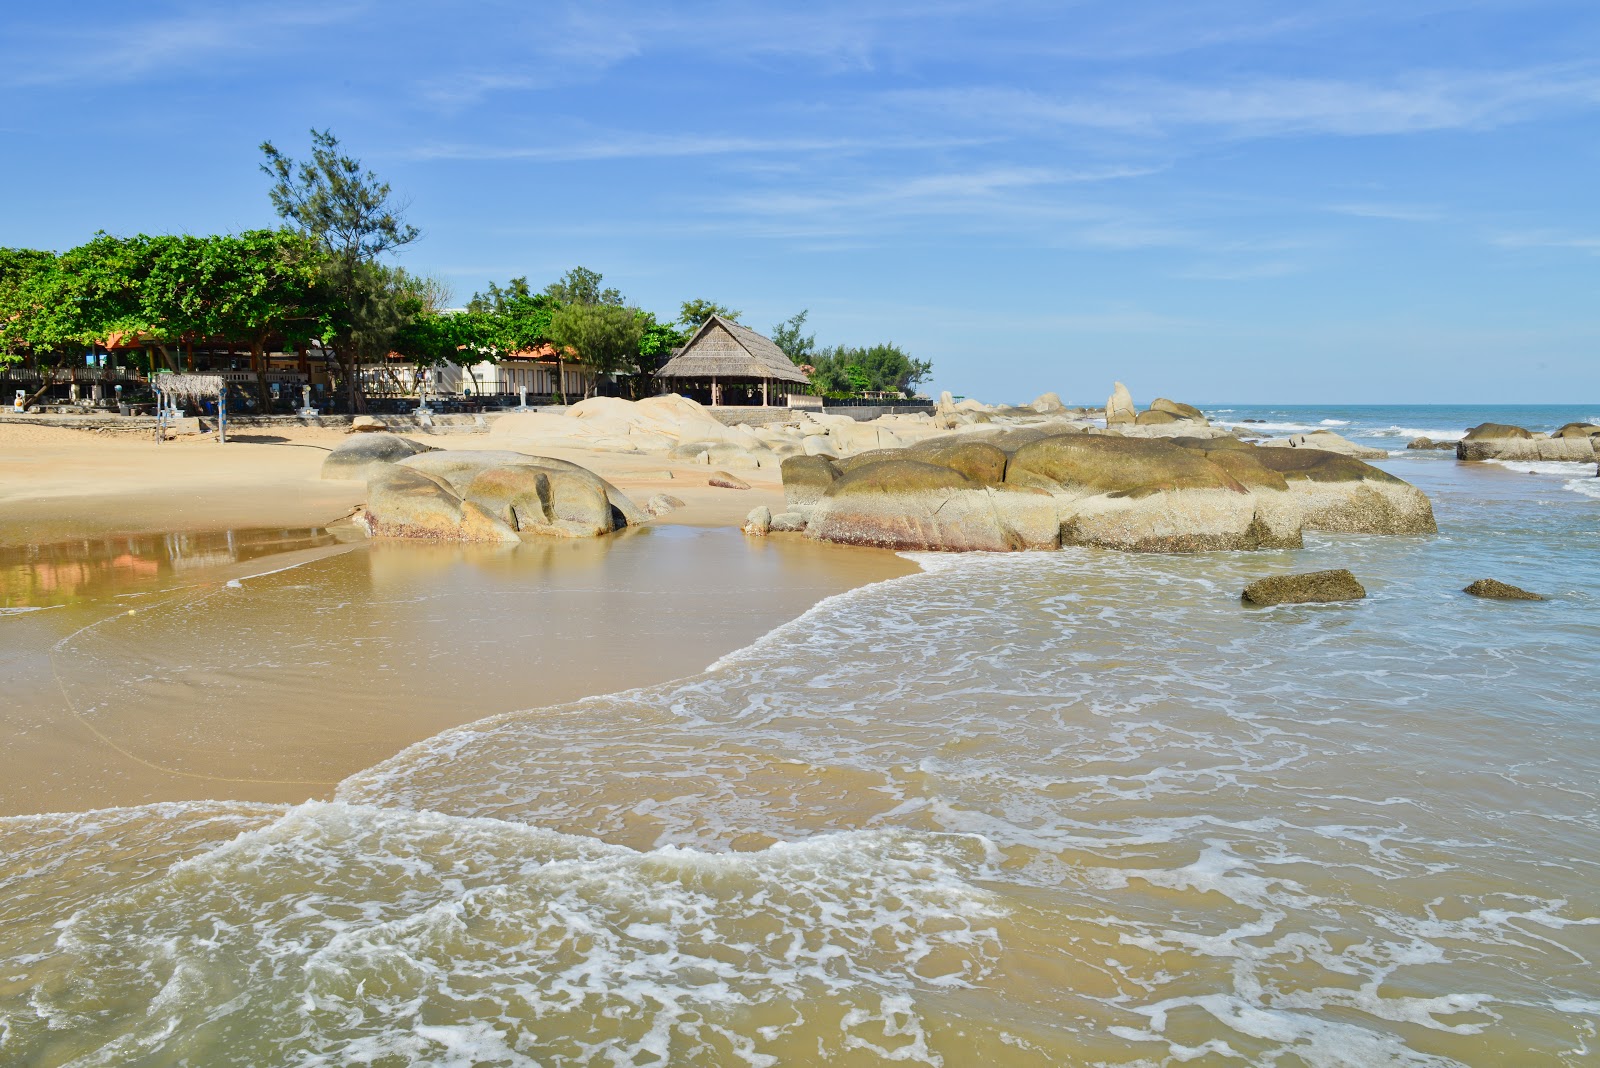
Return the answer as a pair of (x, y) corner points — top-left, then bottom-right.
(2, 441), (1598, 1064)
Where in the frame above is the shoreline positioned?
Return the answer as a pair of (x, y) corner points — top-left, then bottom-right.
(0, 421), (917, 816)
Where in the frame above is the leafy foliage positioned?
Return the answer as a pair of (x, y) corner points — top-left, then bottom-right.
(770, 310), (816, 366)
(808, 342), (932, 397)
(547, 303), (646, 397)
(545, 267), (623, 307)
(679, 298), (740, 326)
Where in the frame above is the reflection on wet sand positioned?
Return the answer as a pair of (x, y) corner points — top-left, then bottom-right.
(0, 525), (915, 814)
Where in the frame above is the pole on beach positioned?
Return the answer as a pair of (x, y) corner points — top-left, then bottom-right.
(218, 387), (227, 444)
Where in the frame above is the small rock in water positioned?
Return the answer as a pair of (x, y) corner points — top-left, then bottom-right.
(743, 506), (772, 536)
(1242, 569), (1366, 606)
(770, 511), (808, 532)
(1463, 578), (1546, 601)
(709, 471), (751, 490)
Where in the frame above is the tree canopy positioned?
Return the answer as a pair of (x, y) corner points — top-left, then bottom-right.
(679, 298), (740, 326)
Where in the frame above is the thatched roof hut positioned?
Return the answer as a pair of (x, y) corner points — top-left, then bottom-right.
(657, 316), (811, 400)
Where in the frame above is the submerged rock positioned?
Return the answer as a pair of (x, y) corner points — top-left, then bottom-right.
(1260, 431), (1388, 459)
(1242, 569), (1367, 606)
(769, 511), (808, 532)
(363, 465), (520, 544)
(1406, 437), (1456, 450)
(743, 506), (772, 536)
(1457, 423), (1599, 461)
(1463, 578), (1547, 601)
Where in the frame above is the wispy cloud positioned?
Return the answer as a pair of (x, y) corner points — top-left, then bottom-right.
(405, 133), (993, 162)
(1326, 202), (1443, 222)
(5, 3), (369, 87)
(1492, 230), (1600, 253)
(886, 65), (1600, 139)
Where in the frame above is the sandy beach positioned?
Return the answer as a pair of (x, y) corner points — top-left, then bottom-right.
(0, 420), (915, 815)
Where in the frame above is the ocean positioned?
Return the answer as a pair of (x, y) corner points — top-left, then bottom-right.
(1, 404), (1597, 1065)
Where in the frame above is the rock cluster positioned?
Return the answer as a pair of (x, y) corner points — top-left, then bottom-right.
(322, 436), (644, 543)
(779, 431), (1436, 553)
(1457, 422), (1600, 462)
(1261, 430), (1388, 459)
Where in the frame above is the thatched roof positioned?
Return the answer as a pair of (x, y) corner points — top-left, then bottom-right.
(657, 315), (810, 384)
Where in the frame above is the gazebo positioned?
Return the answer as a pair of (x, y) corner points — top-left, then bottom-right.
(655, 315), (811, 406)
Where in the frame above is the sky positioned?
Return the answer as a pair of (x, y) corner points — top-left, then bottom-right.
(5, 1), (1599, 404)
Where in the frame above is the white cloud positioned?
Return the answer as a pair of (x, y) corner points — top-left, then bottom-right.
(1326, 202), (1443, 222)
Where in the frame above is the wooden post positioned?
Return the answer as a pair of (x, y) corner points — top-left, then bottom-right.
(762, 379), (769, 406)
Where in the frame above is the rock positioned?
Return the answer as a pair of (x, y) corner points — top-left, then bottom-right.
(1150, 398), (1206, 422)
(936, 390), (957, 415)
(906, 439), (1008, 484)
(807, 459), (1057, 552)
(1463, 578), (1546, 601)
(1553, 422), (1600, 439)
(780, 454), (841, 510)
(1260, 431), (1388, 459)
(1406, 437), (1456, 451)
(363, 465), (520, 544)
(1135, 409), (1183, 425)
(1032, 392), (1065, 413)
(1105, 381), (1136, 426)
(1251, 448), (1437, 535)
(1463, 422), (1532, 440)
(349, 415), (387, 433)
(646, 493), (685, 516)
(801, 435), (835, 456)
(1242, 569), (1366, 606)
(321, 432), (435, 481)
(709, 471), (751, 490)
(401, 450), (646, 526)
(770, 511), (808, 532)
(743, 506), (772, 536)
(463, 464), (619, 538)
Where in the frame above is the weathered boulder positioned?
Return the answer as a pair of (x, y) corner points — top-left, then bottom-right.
(1553, 422), (1600, 439)
(401, 450), (646, 526)
(770, 511), (809, 532)
(808, 459), (1059, 552)
(1150, 398), (1207, 422)
(363, 465), (520, 544)
(1105, 382), (1136, 426)
(1032, 392), (1065, 413)
(1242, 569), (1366, 606)
(463, 464), (619, 538)
(780, 454), (841, 510)
(1260, 430), (1387, 459)
(349, 415), (388, 433)
(1251, 448), (1437, 535)
(743, 506), (772, 536)
(321, 433), (434, 481)
(1463, 422), (1532, 440)
(1135, 409), (1183, 425)
(907, 439), (1008, 484)
(1406, 437), (1456, 450)
(646, 493), (685, 516)
(1463, 578), (1546, 601)
(801, 434), (835, 456)
(709, 471), (751, 490)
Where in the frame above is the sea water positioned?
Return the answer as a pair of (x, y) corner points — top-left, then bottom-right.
(1, 405), (1596, 1065)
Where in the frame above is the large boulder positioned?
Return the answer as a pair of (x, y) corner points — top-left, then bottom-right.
(363, 465), (519, 544)
(780, 454), (841, 510)
(1260, 430), (1387, 459)
(1150, 398), (1207, 422)
(1242, 569), (1366, 606)
(1252, 448), (1436, 534)
(807, 459), (1058, 552)
(906, 439), (1008, 484)
(1032, 392), (1065, 413)
(1553, 422), (1600, 439)
(321, 433), (434, 481)
(1105, 382), (1136, 426)
(463, 464), (619, 538)
(1463, 422), (1532, 440)
(1457, 424), (1598, 461)
(401, 451), (644, 525)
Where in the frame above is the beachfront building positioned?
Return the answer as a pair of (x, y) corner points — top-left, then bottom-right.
(655, 315), (811, 406)
(360, 345), (597, 405)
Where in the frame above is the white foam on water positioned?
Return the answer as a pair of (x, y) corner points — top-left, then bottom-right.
(1485, 459), (1598, 477)
(0, 604), (61, 616)
(1319, 418), (1351, 426)
(1563, 477), (1600, 500)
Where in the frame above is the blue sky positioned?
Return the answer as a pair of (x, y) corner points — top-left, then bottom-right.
(6, 1), (1599, 403)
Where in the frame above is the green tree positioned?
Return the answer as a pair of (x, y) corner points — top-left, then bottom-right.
(678, 298), (740, 327)
(545, 266), (622, 307)
(468, 276), (532, 314)
(770, 310), (816, 365)
(547, 302), (645, 400)
(633, 313), (688, 398)
(261, 129), (419, 411)
(0, 247), (80, 401)
(808, 342), (931, 398)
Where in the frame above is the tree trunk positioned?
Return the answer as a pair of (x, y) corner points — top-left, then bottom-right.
(251, 339), (273, 413)
(556, 355), (567, 405)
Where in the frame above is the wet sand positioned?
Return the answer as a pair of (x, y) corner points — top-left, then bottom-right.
(0, 423), (914, 815)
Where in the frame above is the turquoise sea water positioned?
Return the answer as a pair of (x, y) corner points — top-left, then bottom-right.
(1, 402), (1597, 1065)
